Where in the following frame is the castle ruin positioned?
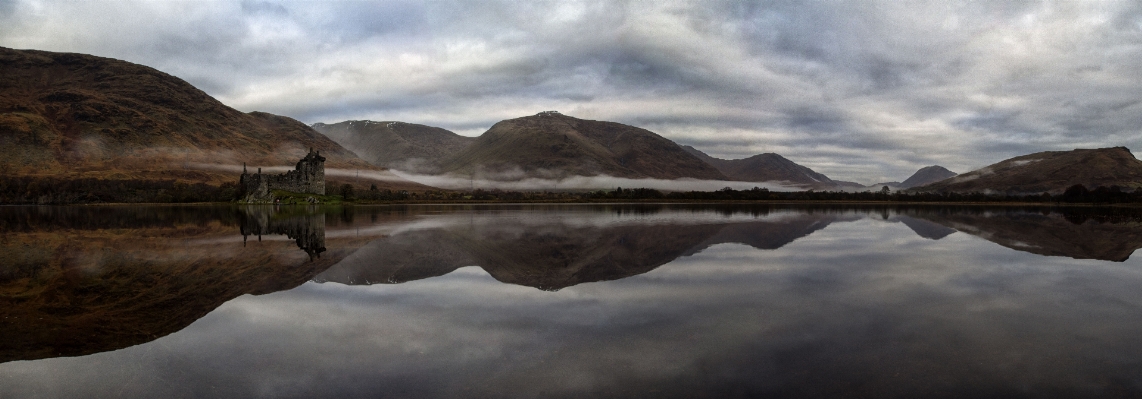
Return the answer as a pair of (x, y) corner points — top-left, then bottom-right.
(240, 149), (326, 202)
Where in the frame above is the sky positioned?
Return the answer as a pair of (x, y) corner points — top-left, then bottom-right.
(2, 0), (1142, 184)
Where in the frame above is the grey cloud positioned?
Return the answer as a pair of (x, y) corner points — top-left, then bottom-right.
(240, 0), (287, 15)
(3, 1), (1142, 184)
(0, 0), (15, 20)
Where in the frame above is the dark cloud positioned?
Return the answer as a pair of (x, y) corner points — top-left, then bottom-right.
(0, 0), (15, 18)
(2, 0), (1142, 183)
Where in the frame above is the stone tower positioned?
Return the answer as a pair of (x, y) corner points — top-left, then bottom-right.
(239, 149), (327, 202)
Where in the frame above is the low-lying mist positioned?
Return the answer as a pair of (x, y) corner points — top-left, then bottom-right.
(187, 163), (803, 192)
(387, 170), (800, 192)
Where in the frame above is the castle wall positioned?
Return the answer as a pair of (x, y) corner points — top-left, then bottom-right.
(240, 150), (326, 202)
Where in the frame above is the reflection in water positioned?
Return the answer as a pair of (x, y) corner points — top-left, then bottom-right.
(897, 216), (957, 240)
(1, 204), (1142, 397)
(240, 206), (327, 260)
(0, 206), (358, 363)
(315, 206), (1142, 291)
(314, 209), (853, 290)
(900, 208), (1142, 261)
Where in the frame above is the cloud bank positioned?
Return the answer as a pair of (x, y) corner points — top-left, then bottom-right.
(4, 1), (1142, 184)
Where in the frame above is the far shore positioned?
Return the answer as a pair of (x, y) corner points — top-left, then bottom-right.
(11, 199), (1142, 208)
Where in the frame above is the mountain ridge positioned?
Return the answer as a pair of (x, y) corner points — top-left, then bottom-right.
(681, 145), (843, 188)
(311, 120), (474, 172)
(899, 165), (957, 189)
(0, 46), (428, 191)
(911, 147), (1142, 194)
(435, 111), (727, 180)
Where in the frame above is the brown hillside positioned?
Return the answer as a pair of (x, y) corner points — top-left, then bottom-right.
(912, 147), (1142, 194)
(898, 165), (957, 189)
(681, 145), (839, 188)
(312, 120), (475, 172)
(437, 111), (727, 180)
(0, 47), (427, 190)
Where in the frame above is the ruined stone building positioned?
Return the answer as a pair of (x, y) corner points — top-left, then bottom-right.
(240, 149), (326, 202)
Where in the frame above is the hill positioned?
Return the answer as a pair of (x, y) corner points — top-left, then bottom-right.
(0, 47), (427, 192)
(311, 120), (475, 172)
(899, 165), (957, 189)
(681, 145), (843, 188)
(436, 111), (726, 180)
(911, 147), (1142, 194)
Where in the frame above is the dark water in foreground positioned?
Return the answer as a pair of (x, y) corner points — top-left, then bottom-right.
(1, 204), (1142, 398)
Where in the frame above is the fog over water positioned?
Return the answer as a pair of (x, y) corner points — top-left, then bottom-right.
(186, 162), (806, 191)
(388, 170), (801, 192)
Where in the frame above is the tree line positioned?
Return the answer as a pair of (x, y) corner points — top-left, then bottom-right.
(0, 176), (237, 204)
(1, 176), (1139, 205)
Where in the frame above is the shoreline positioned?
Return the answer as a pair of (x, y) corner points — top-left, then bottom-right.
(6, 199), (1142, 208)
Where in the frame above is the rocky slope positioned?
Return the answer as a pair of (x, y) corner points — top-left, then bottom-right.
(436, 111), (726, 180)
(681, 145), (843, 188)
(0, 47), (426, 190)
(911, 147), (1142, 194)
(311, 120), (475, 172)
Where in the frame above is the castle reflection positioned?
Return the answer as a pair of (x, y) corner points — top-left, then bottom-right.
(240, 205), (327, 260)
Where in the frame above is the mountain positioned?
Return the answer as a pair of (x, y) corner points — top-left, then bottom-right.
(911, 147), (1142, 194)
(311, 120), (475, 172)
(0, 47), (426, 190)
(681, 145), (842, 188)
(436, 111), (726, 180)
(899, 165), (957, 189)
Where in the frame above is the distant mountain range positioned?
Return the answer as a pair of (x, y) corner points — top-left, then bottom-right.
(313, 112), (973, 191)
(867, 166), (958, 190)
(319, 111), (728, 181)
(680, 145), (844, 187)
(438, 111), (727, 180)
(315, 112), (887, 189)
(912, 147), (1142, 194)
(0, 47), (427, 190)
(311, 120), (474, 172)
(7, 46), (1140, 196)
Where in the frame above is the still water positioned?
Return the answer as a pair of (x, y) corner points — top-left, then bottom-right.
(1, 204), (1142, 398)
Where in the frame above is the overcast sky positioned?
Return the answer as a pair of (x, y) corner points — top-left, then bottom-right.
(3, 0), (1142, 183)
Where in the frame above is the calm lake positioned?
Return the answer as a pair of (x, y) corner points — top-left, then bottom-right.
(2, 204), (1142, 398)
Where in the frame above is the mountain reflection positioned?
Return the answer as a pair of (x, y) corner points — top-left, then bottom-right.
(314, 209), (856, 290)
(896, 208), (1142, 261)
(0, 206), (358, 363)
(315, 206), (1142, 293)
(2, 204), (1142, 366)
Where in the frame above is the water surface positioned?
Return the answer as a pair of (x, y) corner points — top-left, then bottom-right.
(1, 204), (1142, 398)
